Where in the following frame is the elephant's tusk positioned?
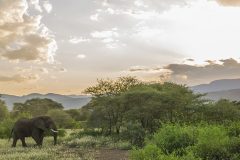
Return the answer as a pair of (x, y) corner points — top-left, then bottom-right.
(50, 129), (58, 133)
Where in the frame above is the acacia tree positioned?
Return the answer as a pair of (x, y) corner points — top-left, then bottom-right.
(13, 98), (64, 117)
(84, 76), (141, 97)
(84, 76), (141, 134)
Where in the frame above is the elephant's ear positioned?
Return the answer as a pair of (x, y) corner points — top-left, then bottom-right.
(34, 119), (47, 131)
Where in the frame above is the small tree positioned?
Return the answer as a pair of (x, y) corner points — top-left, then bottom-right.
(0, 99), (9, 121)
(47, 109), (76, 129)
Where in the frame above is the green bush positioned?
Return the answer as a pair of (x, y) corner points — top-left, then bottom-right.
(0, 119), (14, 139)
(227, 122), (240, 137)
(130, 144), (201, 160)
(130, 144), (163, 160)
(120, 122), (146, 147)
(228, 137), (240, 154)
(153, 124), (195, 156)
(194, 126), (230, 160)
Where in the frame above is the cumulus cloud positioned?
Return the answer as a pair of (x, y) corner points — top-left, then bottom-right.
(0, 0), (57, 63)
(69, 37), (90, 44)
(91, 28), (120, 48)
(0, 74), (39, 83)
(127, 58), (240, 85)
(162, 58), (240, 85)
(40, 68), (49, 74)
(90, 14), (99, 21)
(217, 0), (240, 6)
(77, 54), (86, 59)
(43, 1), (53, 13)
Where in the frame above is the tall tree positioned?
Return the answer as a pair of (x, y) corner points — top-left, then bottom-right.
(13, 98), (64, 117)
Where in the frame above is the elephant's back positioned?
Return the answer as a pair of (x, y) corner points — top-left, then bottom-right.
(13, 118), (32, 137)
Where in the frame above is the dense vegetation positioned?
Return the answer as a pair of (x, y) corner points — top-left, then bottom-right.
(1, 76), (240, 159)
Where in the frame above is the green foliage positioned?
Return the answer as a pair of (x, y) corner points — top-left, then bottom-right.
(228, 137), (240, 155)
(120, 122), (146, 147)
(65, 109), (90, 121)
(0, 100), (9, 121)
(226, 121), (240, 137)
(0, 118), (14, 139)
(13, 98), (64, 117)
(47, 109), (76, 129)
(131, 124), (240, 160)
(84, 76), (141, 96)
(130, 144), (163, 160)
(203, 99), (240, 123)
(153, 124), (195, 156)
(86, 81), (205, 137)
(194, 125), (230, 160)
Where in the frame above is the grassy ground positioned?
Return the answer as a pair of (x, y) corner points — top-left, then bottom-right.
(0, 134), (129, 160)
(0, 138), (95, 160)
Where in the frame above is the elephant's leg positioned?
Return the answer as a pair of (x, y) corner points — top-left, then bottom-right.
(12, 137), (18, 147)
(32, 129), (41, 146)
(39, 132), (44, 146)
(20, 137), (27, 147)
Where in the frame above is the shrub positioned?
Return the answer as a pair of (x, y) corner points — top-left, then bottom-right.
(227, 122), (240, 137)
(130, 144), (162, 160)
(153, 124), (195, 156)
(228, 137), (240, 154)
(120, 122), (146, 147)
(0, 119), (15, 139)
(194, 126), (230, 160)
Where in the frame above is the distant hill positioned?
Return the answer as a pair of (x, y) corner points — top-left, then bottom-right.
(191, 79), (240, 93)
(0, 93), (91, 110)
(204, 89), (240, 101)
(191, 78), (240, 101)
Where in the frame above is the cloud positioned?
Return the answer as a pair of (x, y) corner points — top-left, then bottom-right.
(69, 37), (90, 44)
(77, 54), (86, 59)
(217, 0), (240, 6)
(0, 74), (39, 83)
(40, 68), (49, 74)
(0, 0), (57, 63)
(91, 28), (120, 48)
(90, 14), (99, 21)
(43, 1), (53, 13)
(127, 58), (240, 85)
(59, 68), (67, 72)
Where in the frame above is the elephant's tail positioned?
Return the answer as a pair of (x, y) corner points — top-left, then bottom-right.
(8, 129), (13, 142)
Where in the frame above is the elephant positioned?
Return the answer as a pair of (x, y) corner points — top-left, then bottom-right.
(10, 116), (58, 147)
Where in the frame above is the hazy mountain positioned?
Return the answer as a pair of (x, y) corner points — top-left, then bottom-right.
(0, 93), (91, 110)
(203, 89), (240, 101)
(191, 79), (240, 93)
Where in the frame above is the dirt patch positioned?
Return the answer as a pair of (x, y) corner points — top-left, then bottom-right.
(94, 149), (129, 160)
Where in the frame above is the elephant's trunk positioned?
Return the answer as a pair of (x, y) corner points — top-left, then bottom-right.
(50, 124), (58, 145)
(53, 132), (57, 145)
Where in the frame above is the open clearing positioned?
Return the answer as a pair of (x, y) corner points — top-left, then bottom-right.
(0, 138), (129, 160)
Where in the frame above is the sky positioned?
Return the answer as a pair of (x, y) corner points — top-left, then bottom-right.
(1, 0), (240, 95)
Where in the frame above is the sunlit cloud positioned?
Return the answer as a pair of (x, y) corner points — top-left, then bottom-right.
(43, 1), (53, 13)
(127, 58), (240, 85)
(0, 74), (39, 83)
(217, 0), (240, 6)
(77, 54), (86, 59)
(69, 37), (90, 44)
(90, 14), (99, 21)
(0, 0), (57, 63)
